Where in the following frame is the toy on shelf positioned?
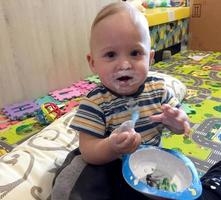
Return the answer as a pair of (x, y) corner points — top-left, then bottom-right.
(127, 0), (147, 12)
(36, 102), (64, 125)
(3, 100), (40, 120)
(170, 0), (185, 7)
(142, 0), (171, 9)
(142, 0), (155, 8)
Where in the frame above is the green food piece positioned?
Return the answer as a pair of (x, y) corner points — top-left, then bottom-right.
(171, 183), (177, 192)
(146, 173), (177, 192)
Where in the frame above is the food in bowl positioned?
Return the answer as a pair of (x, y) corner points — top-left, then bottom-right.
(122, 145), (202, 200)
(145, 168), (177, 192)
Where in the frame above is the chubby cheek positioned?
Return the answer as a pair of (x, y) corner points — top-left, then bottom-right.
(96, 68), (113, 86)
(97, 67), (112, 79)
(137, 63), (149, 78)
(100, 72), (113, 85)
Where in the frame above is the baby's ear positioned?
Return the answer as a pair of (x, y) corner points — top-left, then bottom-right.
(86, 53), (96, 74)
(149, 50), (155, 65)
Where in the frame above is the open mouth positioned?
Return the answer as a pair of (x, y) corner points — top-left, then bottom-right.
(117, 76), (133, 82)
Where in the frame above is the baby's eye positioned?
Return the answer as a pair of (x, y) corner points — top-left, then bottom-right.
(104, 51), (116, 58)
(130, 50), (143, 57)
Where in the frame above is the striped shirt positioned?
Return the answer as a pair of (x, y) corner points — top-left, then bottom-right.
(70, 76), (180, 145)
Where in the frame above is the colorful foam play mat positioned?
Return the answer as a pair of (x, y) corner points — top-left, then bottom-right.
(152, 50), (221, 177)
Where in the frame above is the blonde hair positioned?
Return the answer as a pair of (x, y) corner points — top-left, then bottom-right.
(90, 2), (151, 49)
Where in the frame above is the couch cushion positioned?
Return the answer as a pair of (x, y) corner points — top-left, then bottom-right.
(149, 71), (187, 102)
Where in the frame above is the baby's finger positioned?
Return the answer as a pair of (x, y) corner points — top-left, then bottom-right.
(149, 113), (163, 122)
(126, 133), (141, 153)
(183, 121), (191, 137)
(115, 132), (129, 144)
(120, 134), (136, 148)
(162, 104), (179, 116)
(133, 133), (141, 147)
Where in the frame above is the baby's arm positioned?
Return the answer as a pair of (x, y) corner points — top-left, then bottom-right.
(79, 129), (141, 165)
(150, 104), (190, 136)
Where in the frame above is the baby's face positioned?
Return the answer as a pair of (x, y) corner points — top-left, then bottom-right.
(88, 12), (151, 96)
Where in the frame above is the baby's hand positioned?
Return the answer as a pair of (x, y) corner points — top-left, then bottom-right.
(108, 128), (141, 155)
(150, 104), (190, 137)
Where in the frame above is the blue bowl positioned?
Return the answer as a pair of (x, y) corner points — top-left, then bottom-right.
(122, 145), (202, 200)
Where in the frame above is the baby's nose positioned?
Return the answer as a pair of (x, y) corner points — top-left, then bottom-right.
(119, 60), (132, 70)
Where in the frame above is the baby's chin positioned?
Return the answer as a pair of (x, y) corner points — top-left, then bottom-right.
(116, 90), (137, 96)
(108, 83), (140, 96)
